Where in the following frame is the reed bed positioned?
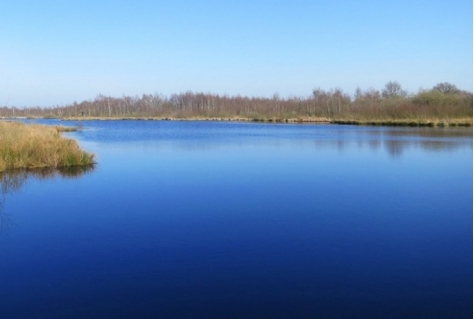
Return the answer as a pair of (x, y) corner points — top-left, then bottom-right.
(0, 121), (94, 172)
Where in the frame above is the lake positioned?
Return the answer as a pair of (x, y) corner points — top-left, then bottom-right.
(0, 120), (472, 319)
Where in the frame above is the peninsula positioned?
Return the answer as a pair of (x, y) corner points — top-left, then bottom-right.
(0, 121), (94, 172)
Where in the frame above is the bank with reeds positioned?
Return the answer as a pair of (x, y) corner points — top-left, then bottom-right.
(0, 121), (94, 172)
(58, 115), (472, 127)
(1, 81), (472, 127)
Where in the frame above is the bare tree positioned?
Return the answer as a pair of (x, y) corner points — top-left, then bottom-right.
(354, 87), (363, 100)
(433, 82), (459, 94)
(382, 81), (407, 98)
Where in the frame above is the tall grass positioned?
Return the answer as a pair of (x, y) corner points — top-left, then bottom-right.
(0, 121), (94, 172)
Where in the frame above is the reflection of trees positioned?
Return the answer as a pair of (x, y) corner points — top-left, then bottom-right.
(312, 127), (471, 157)
(382, 127), (473, 139)
(0, 165), (94, 234)
(384, 140), (408, 158)
(418, 141), (459, 152)
(368, 139), (382, 150)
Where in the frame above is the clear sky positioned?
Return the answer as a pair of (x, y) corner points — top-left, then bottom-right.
(1, 0), (472, 107)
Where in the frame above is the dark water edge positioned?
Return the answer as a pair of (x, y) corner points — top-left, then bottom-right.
(57, 115), (473, 126)
(0, 120), (472, 319)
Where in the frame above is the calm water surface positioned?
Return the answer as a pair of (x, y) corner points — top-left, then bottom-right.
(0, 120), (472, 318)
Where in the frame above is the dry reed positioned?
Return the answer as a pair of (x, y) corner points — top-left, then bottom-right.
(0, 121), (94, 172)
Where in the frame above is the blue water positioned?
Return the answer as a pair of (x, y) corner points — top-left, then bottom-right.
(0, 120), (472, 318)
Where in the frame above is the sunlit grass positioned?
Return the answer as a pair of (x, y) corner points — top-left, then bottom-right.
(0, 121), (94, 172)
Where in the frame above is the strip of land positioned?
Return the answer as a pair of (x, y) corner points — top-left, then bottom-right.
(0, 121), (94, 172)
(57, 116), (472, 127)
(1, 82), (472, 127)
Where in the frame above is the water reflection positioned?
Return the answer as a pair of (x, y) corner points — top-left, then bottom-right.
(384, 140), (406, 157)
(315, 127), (472, 158)
(0, 165), (94, 234)
(374, 126), (472, 138)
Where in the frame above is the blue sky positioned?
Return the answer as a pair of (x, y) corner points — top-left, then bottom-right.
(1, 0), (472, 106)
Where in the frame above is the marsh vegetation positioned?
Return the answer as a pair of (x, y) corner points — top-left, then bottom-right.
(3, 82), (471, 126)
(0, 121), (94, 171)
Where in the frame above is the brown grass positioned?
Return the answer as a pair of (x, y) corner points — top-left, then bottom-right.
(0, 121), (94, 172)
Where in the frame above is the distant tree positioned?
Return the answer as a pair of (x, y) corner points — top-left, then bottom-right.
(312, 88), (327, 100)
(382, 81), (407, 98)
(433, 82), (459, 94)
(363, 88), (381, 100)
(412, 89), (443, 106)
(354, 87), (362, 100)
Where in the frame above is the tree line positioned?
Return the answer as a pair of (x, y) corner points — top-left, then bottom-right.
(1, 82), (472, 123)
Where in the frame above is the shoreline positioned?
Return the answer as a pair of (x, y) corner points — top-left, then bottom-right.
(52, 116), (474, 127)
(3, 115), (472, 127)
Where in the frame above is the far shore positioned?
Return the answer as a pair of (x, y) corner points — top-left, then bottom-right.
(43, 116), (474, 127)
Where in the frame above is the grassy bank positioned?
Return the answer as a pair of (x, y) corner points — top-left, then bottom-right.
(0, 121), (94, 172)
